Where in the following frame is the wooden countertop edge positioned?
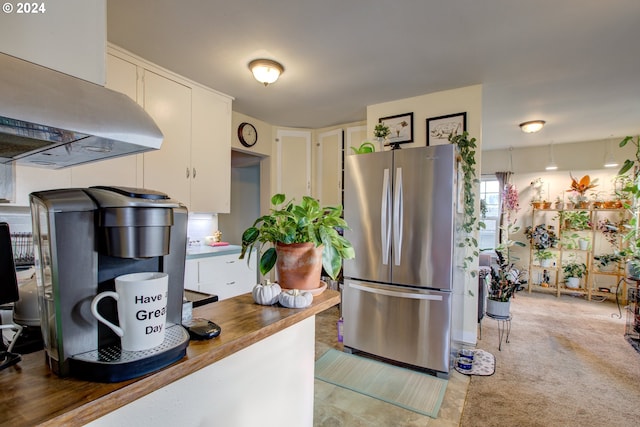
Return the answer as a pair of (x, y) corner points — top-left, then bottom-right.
(36, 290), (340, 427)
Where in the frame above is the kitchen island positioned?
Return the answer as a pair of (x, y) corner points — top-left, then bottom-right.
(0, 290), (340, 427)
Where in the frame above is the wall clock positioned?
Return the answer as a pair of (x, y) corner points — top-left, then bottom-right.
(238, 122), (258, 147)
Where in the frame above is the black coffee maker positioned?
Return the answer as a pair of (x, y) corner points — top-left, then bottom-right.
(30, 186), (190, 382)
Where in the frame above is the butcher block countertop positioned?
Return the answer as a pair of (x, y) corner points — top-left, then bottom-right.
(1, 290), (340, 427)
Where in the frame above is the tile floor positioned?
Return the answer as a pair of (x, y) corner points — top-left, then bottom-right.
(313, 306), (469, 426)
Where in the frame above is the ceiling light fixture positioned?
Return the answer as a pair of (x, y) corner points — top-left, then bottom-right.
(545, 143), (558, 171)
(519, 120), (546, 133)
(249, 59), (284, 86)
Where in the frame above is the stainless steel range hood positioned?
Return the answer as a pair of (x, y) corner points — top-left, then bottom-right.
(0, 53), (163, 169)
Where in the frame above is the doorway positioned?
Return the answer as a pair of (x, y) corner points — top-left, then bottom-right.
(218, 150), (262, 245)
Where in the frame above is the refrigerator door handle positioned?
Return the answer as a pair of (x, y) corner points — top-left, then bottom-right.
(349, 282), (444, 301)
(393, 167), (403, 266)
(381, 168), (392, 265)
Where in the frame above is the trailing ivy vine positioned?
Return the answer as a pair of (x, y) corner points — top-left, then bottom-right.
(449, 131), (484, 277)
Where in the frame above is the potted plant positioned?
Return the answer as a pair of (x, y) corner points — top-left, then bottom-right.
(373, 122), (390, 144)
(240, 193), (355, 290)
(530, 178), (545, 209)
(486, 251), (525, 317)
(534, 249), (554, 267)
(593, 253), (623, 272)
(561, 210), (591, 231)
(562, 260), (587, 289)
(525, 224), (558, 249)
(567, 174), (598, 208)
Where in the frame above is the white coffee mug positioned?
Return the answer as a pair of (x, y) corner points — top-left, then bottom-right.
(91, 272), (169, 352)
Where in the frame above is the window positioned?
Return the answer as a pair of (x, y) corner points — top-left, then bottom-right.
(479, 177), (500, 250)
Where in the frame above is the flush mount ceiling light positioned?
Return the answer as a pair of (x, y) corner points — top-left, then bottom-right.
(519, 120), (546, 133)
(248, 59), (284, 86)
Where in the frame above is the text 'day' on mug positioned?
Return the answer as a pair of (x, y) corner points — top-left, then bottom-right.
(91, 272), (169, 352)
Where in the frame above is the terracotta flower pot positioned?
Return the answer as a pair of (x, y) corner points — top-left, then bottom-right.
(275, 242), (324, 290)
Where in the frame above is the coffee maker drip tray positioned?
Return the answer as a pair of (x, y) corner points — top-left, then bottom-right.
(69, 324), (190, 382)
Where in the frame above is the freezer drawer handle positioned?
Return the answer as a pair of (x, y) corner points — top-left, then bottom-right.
(349, 283), (443, 301)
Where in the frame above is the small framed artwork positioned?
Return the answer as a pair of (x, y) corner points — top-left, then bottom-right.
(426, 112), (467, 146)
(379, 112), (413, 147)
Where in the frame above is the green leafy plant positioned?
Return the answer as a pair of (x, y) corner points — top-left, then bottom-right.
(534, 249), (554, 262)
(373, 123), (390, 139)
(593, 253), (623, 270)
(449, 131), (485, 276)
(240, 194), (355, 280)
(524, 224), (558, 249)
(487, 251), (525, 302)
(617, 135), (640, 275)
(561, 210), (591, 230)
(562, 261), (587, 278)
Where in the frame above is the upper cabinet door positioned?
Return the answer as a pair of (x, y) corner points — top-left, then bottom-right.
(70, 54), (140, 188)
(316, 129), (343, 207)
(345, 125), (368, 155)
(276, 130), (312, 202)
(143, 70), (192, 205)
(190, 87), (232, 213)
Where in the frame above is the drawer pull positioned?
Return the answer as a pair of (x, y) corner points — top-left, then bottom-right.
(226, 281), (236, 285)
(226, 260), (236, 264)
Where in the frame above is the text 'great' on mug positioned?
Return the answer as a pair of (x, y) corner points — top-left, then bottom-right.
(91, 272), (169, 352)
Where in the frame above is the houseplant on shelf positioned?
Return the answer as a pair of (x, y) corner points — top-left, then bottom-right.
(567, 174), (598, 208)
(561, 210), (591, 231)
(562, 259), (587, 289)
(534, 249), (555, 267)
(525, 223), (558, 250)
(593, 253), (623, 272)
(240, 193), (355, 291)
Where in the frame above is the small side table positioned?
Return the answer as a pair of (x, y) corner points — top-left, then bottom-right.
(485, 313), (512, 351)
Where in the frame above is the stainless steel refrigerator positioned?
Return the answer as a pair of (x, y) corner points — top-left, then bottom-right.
(342, 144), (460, 377)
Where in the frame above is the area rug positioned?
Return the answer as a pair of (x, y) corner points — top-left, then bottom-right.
(454, 349), (495, 376)
(314, 349), (447, 418)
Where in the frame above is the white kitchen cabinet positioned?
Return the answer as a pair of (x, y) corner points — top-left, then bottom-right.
(143, 70), (193, 206)
(189, 86), (231, 213)
(276, 129), (312, 201)
(315, 129), (343, 206)
(70, 54), (140, 188)
(10, 167), (71, 206)
(184, 259), (200, 291)
(184, 251), (257, 300)
(141, 68), (232, 213)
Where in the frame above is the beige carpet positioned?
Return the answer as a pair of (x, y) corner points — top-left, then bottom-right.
(461, 292), (640, 427)
(315, 349), (447, 418)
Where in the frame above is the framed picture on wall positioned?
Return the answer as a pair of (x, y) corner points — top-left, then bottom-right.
(379, 112), (413, 148)
(426, 112), (467, 146)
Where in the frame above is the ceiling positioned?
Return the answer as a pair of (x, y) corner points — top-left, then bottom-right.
(106, 0), (640, 151)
